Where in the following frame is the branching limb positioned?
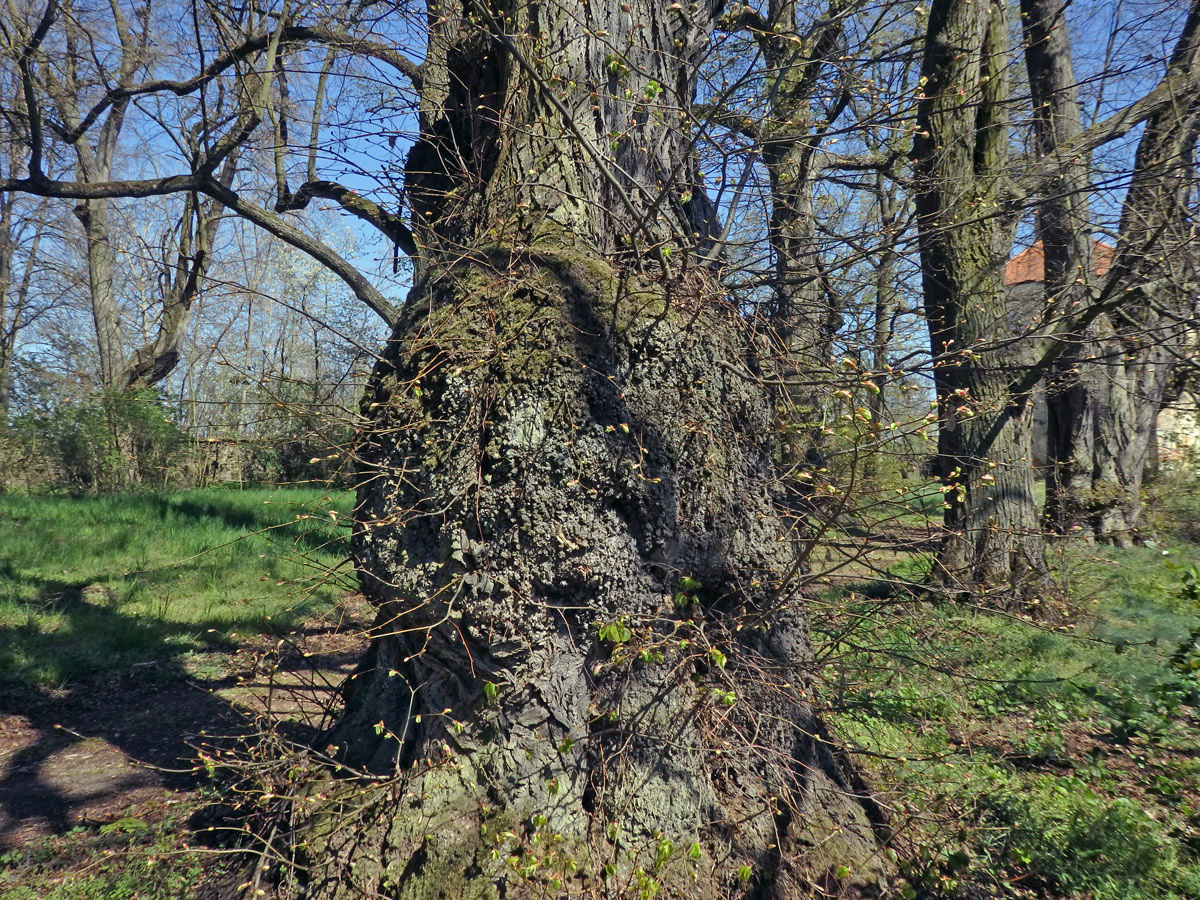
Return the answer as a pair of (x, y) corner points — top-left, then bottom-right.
(277, 180), (417, 258)
(16, 0), (58, 179)
(202, 178), (400, 327)
(55, 24), (423, 147)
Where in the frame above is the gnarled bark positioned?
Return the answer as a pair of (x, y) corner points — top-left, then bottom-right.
(293, 1), (887, 897)
(310, 254), (884, 899)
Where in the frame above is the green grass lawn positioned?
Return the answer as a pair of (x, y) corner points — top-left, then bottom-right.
(5, 484), (1200, 900)
(818, 538), (1200, 900)
(0, 487), (354, 689)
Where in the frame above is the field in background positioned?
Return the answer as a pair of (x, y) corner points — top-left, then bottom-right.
(0, 488), (353, 689)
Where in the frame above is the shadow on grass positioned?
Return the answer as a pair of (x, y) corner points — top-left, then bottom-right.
(0, 576), (243, 846)
(148, 492), (349, 558)
(0, 574), (358, 849)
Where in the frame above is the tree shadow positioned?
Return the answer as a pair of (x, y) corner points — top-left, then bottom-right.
(147, 493), (350, 557)
(0, 576), (247, 848)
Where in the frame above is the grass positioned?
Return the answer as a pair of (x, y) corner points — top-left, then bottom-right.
(818, 538), (1200, 899)
(0, 487), (354, 689)
(0, 802), (231, 900)
(5, 482), (1200, 899)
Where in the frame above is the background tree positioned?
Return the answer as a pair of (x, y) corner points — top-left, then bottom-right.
(912, 0), (1051, 603)
(913, 0), (1200, 601)
(5, 0), (242, 392)
(1025, 0), (1200, 546)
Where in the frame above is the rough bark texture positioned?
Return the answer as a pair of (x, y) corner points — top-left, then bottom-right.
(914, 0), (1050, 605)
(1032, 0), (1200, 546)
(1084, 2), (1200, 543)
(1044, 335), (1168, 545)
(1018, 0), (1097, 536)
(293, 1), (887, 897)
(306, 255), (884, 899)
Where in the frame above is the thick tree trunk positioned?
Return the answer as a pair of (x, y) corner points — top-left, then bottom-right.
(1074, 2), (1200, 542)
(295, 2), (887, 897)
(914, 0), (1050, 605)
(1046, 338), (1171, 545)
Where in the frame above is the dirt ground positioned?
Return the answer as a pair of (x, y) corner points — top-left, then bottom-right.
(0, 596), (371, 850)
(0, 523), (935, 851)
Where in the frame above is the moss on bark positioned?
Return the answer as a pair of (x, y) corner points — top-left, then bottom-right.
(287, 251), (887, 899)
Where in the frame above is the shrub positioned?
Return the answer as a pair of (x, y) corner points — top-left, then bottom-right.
(3, 389), (186, 494)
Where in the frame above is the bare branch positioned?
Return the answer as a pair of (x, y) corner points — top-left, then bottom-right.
(278, 179), (417, 258)
(0, 172), (204, 199)
(58, 24), (423, 146)
(16, 0), (59, 179)
(201, 178), (400, 327)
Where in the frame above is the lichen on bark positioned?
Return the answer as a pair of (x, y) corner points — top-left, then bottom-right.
(282, 0), (888, 893)
(287, 247), (886, 898)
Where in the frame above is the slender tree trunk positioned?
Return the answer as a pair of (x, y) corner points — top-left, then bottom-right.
(298, 2), (886, 897)
(743, 1), (849, 482)
(115, 184), (229, 389)
(73, 197), (124, 389)
(1018, 0), (1096, 536)
(914, 0), (1050, 606)
(0, 192), (13, 420)
(0, 201), (45, 423)
(864, 174), (900, 487)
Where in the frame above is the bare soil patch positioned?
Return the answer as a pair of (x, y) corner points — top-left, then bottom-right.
(0, 595), (370, 849)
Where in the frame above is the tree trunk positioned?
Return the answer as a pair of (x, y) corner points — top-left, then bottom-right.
(73, 197), (124, 389)
(0, 198), (44, 423)
(1083, 0), (1200, 542)
(1032, 0), (1200, 546)
(297, 2), (886, 897)
(0, 191), (13, 420)
(115, 178), (233, 390)
(739, 1), (849, 484)
(1018, 0), (1096, 537)
(863, 173), (901, 488)
(1043, 328), (1178, 545)
(914, 0), (1050, 606)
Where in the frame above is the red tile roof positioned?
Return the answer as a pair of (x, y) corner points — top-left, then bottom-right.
(1005, 239), (1115, 285)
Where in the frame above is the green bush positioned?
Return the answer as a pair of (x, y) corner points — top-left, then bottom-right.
(4, 389), (186, 493)
(1145, 470), (1200, 543)
(977, 774), (1200, 900)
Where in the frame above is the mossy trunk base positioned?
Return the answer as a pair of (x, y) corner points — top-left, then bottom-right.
(292, 252), (887, 899)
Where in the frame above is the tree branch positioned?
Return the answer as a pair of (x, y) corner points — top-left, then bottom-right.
(0, 172), (204, 199)
(17, 0), (59, 179)
(57, 25), (423, 146)
(1010, 0), (1200, 199)
(278, 179), (417, 258)
(202, 179), (400, 327)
